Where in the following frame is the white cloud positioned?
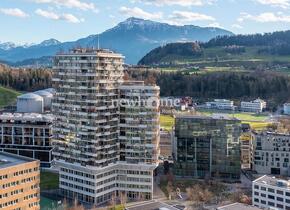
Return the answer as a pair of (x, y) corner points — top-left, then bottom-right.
(231, 23), (243, 29)
(0, 8), (29, 18)
(31, 0), (98, 12)
(35, 9), (83, 23)
(255, 0), (290, 9)
(132, 0), (216, 6)
(238, 12), (290, 23)
(167, 11), (215, 25)
(119, 6), (163, 19)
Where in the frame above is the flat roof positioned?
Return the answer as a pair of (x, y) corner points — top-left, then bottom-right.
(176, 114), (239, 121)
(254, 175), (290, 189)
(0, 112), (54, 122)
(0, 152), (37, 169)
(218, 203), (262, 210)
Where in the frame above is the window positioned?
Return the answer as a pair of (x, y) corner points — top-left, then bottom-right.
(268, 201), (275, 207)
(268, 188), (275, 193)
(277, 190), (284, 195)
(277, 197), (283, 202)
(268, 195), (275, 200)
(261, 200), (266, 204)
(277, 204), (284, 209)
(254, 185), (259, 189)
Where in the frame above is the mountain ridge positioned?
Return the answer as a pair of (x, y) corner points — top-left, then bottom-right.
(0, 17), (233, 65)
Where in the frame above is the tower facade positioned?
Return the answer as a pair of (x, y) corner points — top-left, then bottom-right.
(52, 49), (124, 204)
(52, 49), (159, 204)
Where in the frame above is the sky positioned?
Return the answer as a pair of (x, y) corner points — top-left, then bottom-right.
(1, 0), (290, 44)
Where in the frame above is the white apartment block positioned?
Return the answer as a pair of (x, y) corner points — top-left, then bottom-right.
(52, 49), (160, 205)
(206, 99), (235, 110)
(253, 132), (290, 176)
(241, 99), (266, 113)
(0, 112), (54, 168)
(253, 175), (290, 210)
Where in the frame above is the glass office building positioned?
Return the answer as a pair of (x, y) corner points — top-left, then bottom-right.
(174, 115), (241, 180)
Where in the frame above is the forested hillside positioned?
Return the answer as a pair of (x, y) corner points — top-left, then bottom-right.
(0, 64), (51, 91)
(139, 30), (290, 66)
(128, 69), (290, 110)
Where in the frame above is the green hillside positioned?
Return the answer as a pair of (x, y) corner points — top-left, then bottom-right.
(0, 86), (21, 108)
(138, 30), (290, 73)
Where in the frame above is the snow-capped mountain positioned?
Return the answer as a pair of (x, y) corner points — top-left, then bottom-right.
(0, 17), (233, 65)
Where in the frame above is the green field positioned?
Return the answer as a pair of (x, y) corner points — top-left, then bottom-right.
(0, 86), (21, 108)
(40, 171), (59, 190)
(160, 114), (175, 131)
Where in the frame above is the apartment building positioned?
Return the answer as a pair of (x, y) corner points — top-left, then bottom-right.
(119, 81), (160, 200)
(52, 49), (160, 204)
(241, 99), (266, 113)
(0, 152), (40, 210)
(252, 175), (290, 210)
(253, 132), (290, 176)
(206, 99), (235, 110)
(0, 113), (54, 168)
(52, 48), (124, 204)
(240, 132), (254, 169)
(174, 115), (241, 179)
(159, 130), (173, 159)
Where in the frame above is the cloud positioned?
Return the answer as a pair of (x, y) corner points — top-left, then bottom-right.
(119, 6), (163, 19)
(0, 8), (29, 18)
(231, 23), (243, 29)
(132, 0), (216, 6)
(167, 11), (215, 25)
(35, 9), (83, 23)
(31, 0), (98, 12)
(238, 12), (290, 23)
(255, 0), (290, 9)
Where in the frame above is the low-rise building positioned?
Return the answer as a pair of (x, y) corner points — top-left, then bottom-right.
(252, 175), (290, 210)
(0, 113), (54, 168)
(0, 151), (40, 210)
(206, 99), (235, 110)
(174, 115), (241, 180)
(241, 99), (266, 113)
(253, 132), (290, 176)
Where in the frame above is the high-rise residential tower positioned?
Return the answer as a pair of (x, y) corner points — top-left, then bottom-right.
(52, 49), (124, 204)
(52, 49), (160, 204)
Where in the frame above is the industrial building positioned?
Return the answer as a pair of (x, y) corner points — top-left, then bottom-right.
(174, 115), (241, 180)
(0, 151), (40, 210)
(52, 49), (160, 205)
(252, 175), (290, 210)
(241, 99), (266, 113)
(253, 132), (290, 176)
(0, 112), (54, 168)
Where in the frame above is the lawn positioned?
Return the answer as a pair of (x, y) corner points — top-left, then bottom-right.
(230, 113), (268, 121)
(0, 86), (21, 108)
(160, 114), (174, 131)
(40, 171), (59, 190)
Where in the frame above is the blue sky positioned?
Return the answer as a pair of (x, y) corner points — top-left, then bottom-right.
(1, 0), (290, 44)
